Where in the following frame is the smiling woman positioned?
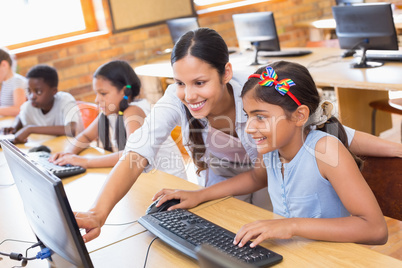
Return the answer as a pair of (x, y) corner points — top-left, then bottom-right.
(1, 0), (97, 49)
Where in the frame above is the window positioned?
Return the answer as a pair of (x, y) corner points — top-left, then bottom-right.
(1, 0), (99, 50)
(194, 0), (269, 13)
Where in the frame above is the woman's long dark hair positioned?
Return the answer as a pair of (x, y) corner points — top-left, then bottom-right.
(171, 27), (230, 175)
(96, 60), (141, 151)
(242, 61), (363, 169)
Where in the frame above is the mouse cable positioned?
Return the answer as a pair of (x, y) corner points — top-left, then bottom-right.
(307, 55), (342, 69)
(104, 220), (138, 226)
(143, 236), (159, 268)
(0, 183), (15, 187)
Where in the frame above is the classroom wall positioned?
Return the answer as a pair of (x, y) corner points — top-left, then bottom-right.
(11, 0), (397, 103)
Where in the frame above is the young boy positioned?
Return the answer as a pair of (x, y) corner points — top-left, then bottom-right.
(2, 65), (83, 144)
(0, 47), (28, 116)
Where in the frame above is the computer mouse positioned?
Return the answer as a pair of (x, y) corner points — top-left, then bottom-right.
(28, 145), (51, 153)
(146, 199), (181, 215)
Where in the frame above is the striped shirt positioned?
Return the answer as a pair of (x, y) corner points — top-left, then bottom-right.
(0, 73), (27, 106)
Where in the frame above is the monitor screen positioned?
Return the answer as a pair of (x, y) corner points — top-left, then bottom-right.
(232, 12), (280, 65)
(332, 3), (398, 68)
(1, 140), (93, 268)
(166, 17), (199, 44)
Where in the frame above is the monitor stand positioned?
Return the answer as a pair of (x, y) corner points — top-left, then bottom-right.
(352, 47), (384, 68)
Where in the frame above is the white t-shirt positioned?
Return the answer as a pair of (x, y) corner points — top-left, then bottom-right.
(0, 73), (27, 106)
(108, 99), (188, 180)
(19, 91), (83, 132)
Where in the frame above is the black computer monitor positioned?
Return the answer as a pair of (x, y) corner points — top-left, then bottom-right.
(332, 3), (398, 68)
(1, 139), (93, 268)
(336, 0), (364, 6)
(232, 12), (280, 65)
(166, 17), (199, 44)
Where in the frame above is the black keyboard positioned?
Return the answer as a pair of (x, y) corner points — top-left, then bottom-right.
(259, 50), (312, 57)
(28, 151), (86, 179)
(139, 209), (283, 267)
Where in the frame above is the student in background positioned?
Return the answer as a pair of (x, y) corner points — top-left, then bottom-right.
(49, 60), (187, 179)
(0, 47), (27, 116)
(74, 28), (399, 243)
(1, 65), (83, 143)
(153, 61), (388, 246)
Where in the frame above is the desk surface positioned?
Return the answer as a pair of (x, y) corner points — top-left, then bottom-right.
(1, 136), (401, 267)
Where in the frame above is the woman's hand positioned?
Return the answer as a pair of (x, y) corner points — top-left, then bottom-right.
(74, 211), (103, 243)
(233, 219), (294, 248)
(152, 188), (205, 211)
(50, 153), (89, 168)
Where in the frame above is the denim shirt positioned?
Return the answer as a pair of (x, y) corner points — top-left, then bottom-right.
(124, 76), (257, 185)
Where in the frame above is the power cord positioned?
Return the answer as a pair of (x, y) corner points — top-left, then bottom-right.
(104, 220), (138, 226)
(0, 183), (15, 187)
(143, 237), (159, 268)
(0, 239), (51, 267)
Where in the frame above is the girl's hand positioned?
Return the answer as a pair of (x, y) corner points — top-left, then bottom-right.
(74, 211), (103, 243)
(152, 188), (204, 211)
(233, 219), (294, 248)
(49, 152), (72, 162)
(51, 154), (89, 168)
(13, 127), (30, 144)
(1, 127), (16, 135)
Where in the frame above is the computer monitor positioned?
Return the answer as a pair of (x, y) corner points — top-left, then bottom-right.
(166, 17), (199, 44)
(232, 12), (280, 65)
(336, 0), (364, 6)
(332, 3), (398, 68)
(1, 139), (93, 268)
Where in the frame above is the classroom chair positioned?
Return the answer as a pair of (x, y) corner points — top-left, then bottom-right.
(369, 98), (402, 140)
(360, 155), (402, 221)
(76, 101), (99, 129)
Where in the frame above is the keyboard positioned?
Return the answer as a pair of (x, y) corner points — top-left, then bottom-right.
(28, 151), (86, 179)
(259, 50), (312, 57)
(356, 50), (402, 62)
(139, 209), (283, 267)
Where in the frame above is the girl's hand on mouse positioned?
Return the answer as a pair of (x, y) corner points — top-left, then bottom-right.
(152, 188), (204, 210)
(233, 219), (294, 248)
(74, 211), (103, 243)
(52, 154), (89, 168)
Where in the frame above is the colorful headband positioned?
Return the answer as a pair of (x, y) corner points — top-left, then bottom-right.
(118, 111), (124, 115)
(248, 66), (301, 106)
(126, 85), (131, 89)
(123, 96), (128, 100)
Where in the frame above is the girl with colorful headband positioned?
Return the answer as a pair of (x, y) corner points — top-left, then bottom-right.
(49, 60), (186, 179)
(152, 60), (388, 245)
(75, 28), (398, 243)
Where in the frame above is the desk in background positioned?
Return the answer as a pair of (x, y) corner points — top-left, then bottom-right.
(295, 9), (402, 41)
(135, 47), (402, 135)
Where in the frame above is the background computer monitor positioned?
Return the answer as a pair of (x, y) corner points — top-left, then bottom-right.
(1, 140), (93, 268)
(332, 3), (398, 68)
(336, 0), (364, 6)
(166, 17), (199, 44)
(232, 12), (280, 65)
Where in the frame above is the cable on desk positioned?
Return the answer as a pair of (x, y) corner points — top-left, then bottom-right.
(104, 220), (138, 226)
(143, 236), (159, 268)
(307, 55), (341, 68)
(0, 182), (15, 187)
(0, 239), (51, 267)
